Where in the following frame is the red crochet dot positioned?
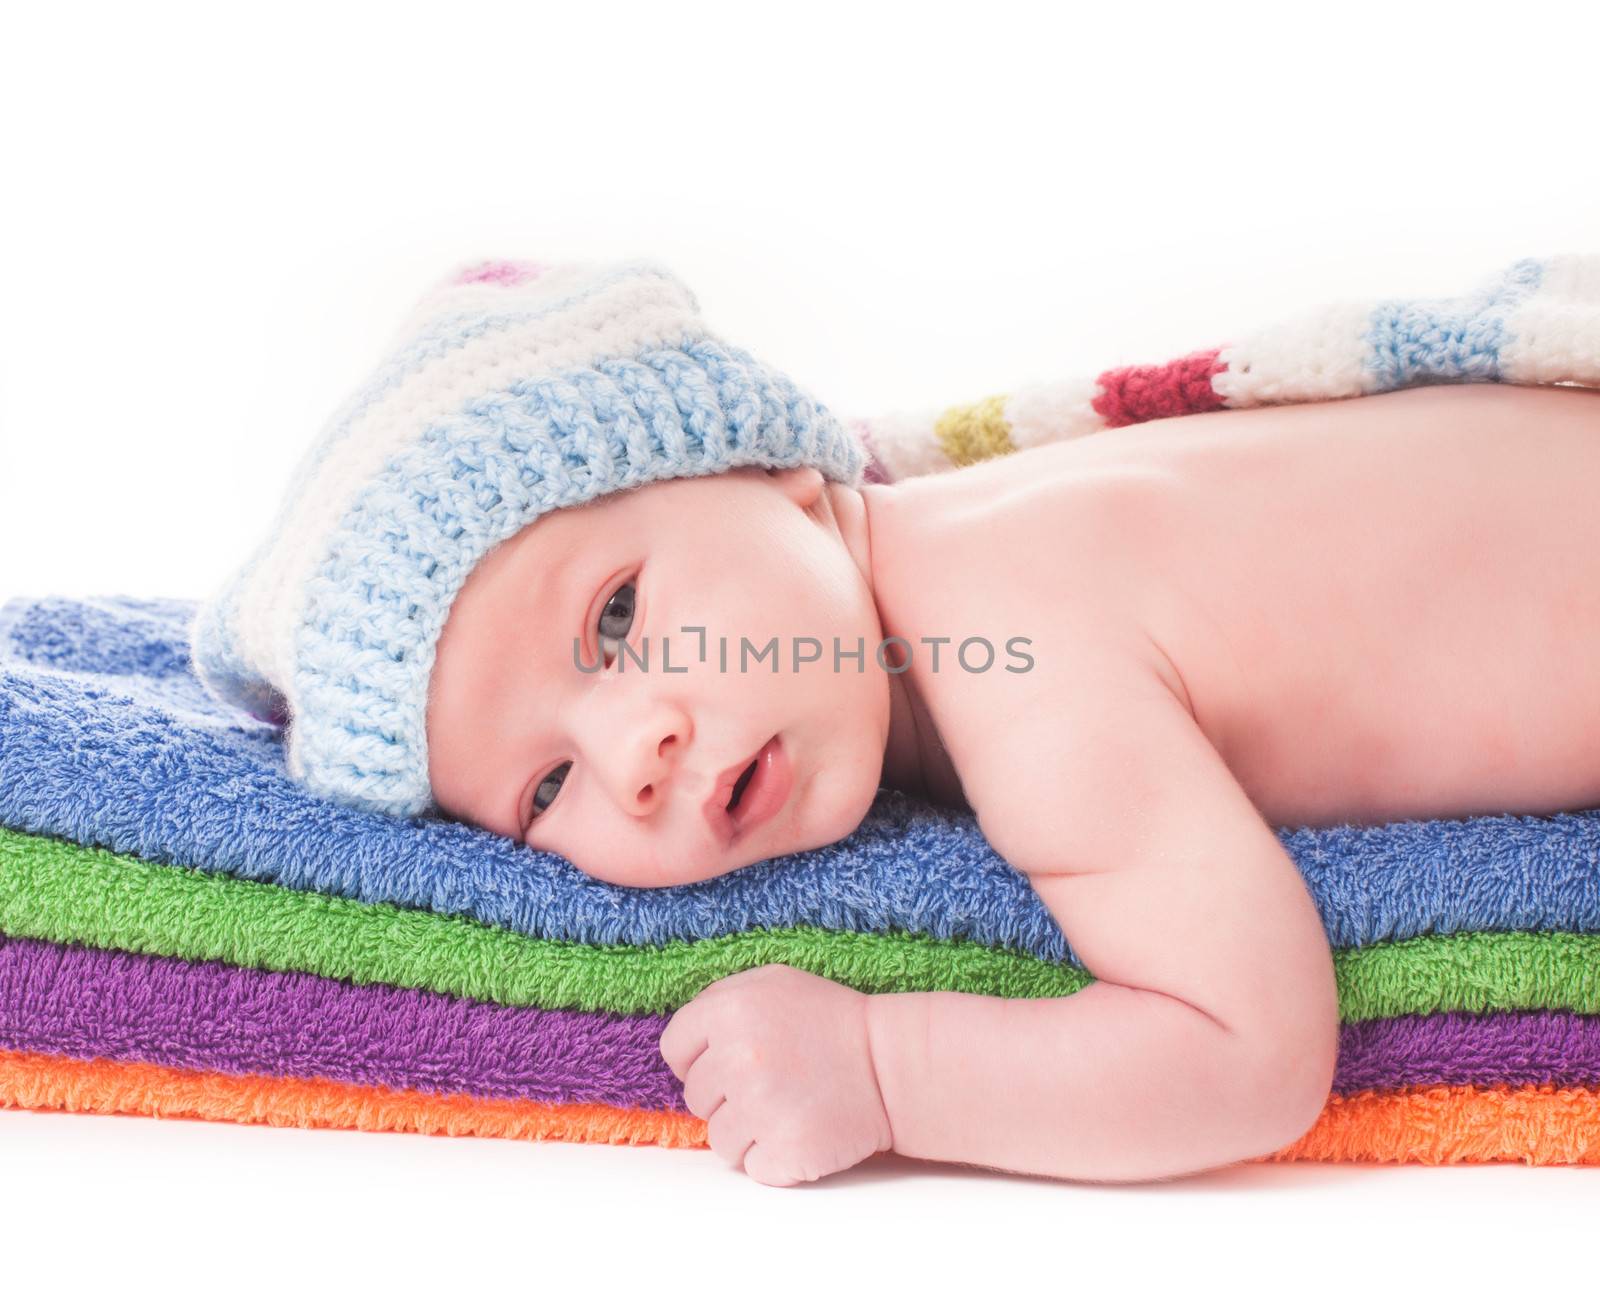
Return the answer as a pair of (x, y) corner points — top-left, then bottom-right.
(1092, 348), (1228, 428)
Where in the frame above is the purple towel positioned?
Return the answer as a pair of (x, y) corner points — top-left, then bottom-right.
(0, 934), (684, 1111)
(5, 933), (1600, 1102)
(1331, 1011), (1600, 1092)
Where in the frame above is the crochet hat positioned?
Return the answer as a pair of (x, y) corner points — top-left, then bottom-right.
(189, 257), (869, 820)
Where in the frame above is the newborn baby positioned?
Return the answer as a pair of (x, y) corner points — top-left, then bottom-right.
(427, 377), (1600, 1184)
(193, 255), (1600, 1188)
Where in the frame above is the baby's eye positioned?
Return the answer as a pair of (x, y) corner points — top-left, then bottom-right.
(598, 581), (636, 657)
(531, 760), (572, 820)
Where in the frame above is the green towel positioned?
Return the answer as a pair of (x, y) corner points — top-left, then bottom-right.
(4, 826), (1598, 1020)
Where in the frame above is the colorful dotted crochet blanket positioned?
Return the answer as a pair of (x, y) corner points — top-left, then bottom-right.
(852, 253), (1600, 482)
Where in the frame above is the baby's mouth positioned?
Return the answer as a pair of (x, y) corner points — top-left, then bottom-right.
(725, 758), (759, 812)
(703, 736), (791, 849)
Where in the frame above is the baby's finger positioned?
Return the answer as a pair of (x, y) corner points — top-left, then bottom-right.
(680, 1053), (728, 1121)
(658, 1003), (710, 1082)
(740, 1142), (802, 1188)
(706, 1103), (755, 1171)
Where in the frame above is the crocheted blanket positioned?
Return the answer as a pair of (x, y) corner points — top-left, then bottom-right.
(4, 251), (1600, 1166)
(851, 253), (1600, 482)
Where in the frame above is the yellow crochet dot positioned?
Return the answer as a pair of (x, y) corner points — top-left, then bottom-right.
(934, 394), (1015, 467)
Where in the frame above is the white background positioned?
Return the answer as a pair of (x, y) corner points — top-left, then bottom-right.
(3, 1), (1599, 1295)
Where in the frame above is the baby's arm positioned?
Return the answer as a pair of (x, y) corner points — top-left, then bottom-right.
(866, 676), (1340, 1182)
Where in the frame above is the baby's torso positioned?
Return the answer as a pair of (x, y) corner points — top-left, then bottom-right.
(868, 381), (1600, 829)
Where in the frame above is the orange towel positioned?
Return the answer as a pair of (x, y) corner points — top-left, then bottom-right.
(2, 1049), (1595, 1167)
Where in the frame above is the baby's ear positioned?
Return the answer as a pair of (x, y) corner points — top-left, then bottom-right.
(766, 465), (825, 510)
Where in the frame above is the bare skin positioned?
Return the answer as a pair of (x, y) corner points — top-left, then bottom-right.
(431, 380), (1600, 1186)
(838, 379), (1600, 1184)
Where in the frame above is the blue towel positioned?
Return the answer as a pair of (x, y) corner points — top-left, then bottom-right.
(2, 594), (1597, 963)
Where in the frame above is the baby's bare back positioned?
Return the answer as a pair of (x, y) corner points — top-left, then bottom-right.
(856, 381), (1600, 1181)
(875, 381), (1600, 832)
(1115, 381), (1600, 828)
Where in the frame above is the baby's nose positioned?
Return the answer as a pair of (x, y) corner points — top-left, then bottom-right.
(610, 707), (693, 816)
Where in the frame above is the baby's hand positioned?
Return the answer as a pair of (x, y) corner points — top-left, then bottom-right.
(659, 964), (893, 1186)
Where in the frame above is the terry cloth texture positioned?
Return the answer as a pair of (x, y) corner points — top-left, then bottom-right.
(5, 250), (1600, 1168)
(2, 1053), (1598, 1166)
(4, 595), (1600, 1165)
(6, 822), (1600, 1016)
(3, 933), (1600, 1102)
(8, 596), (1600, 961)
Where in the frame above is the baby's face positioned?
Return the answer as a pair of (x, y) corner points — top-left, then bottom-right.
(426, 466), (891, 887)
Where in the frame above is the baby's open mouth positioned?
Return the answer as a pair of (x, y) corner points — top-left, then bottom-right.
(725, 758), (759, 812)
(704, 736), (792, 849)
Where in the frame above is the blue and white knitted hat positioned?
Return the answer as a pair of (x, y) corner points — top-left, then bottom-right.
(189, 257), (868, 820)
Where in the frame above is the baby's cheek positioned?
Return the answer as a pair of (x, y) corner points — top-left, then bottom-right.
(612, 823), (702, 889)
(582, 825), (649, 889)
(799, 732), (879, 850)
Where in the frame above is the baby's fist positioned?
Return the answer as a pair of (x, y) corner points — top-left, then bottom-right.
(659, 964), (893, 1186)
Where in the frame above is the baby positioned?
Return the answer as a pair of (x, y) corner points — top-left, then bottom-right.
(193, 256), (1600, 1188)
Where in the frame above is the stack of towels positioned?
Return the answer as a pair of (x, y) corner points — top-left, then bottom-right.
(1, 593), (1598, 1166)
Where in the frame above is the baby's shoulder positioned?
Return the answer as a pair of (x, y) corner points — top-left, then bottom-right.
(871, 448), (1183, 722)
(938, 621), (1184, 860)
(867, 444), (1212, 861)
(868, 440), (1172, 631)
(892, 556), (1186, 865)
